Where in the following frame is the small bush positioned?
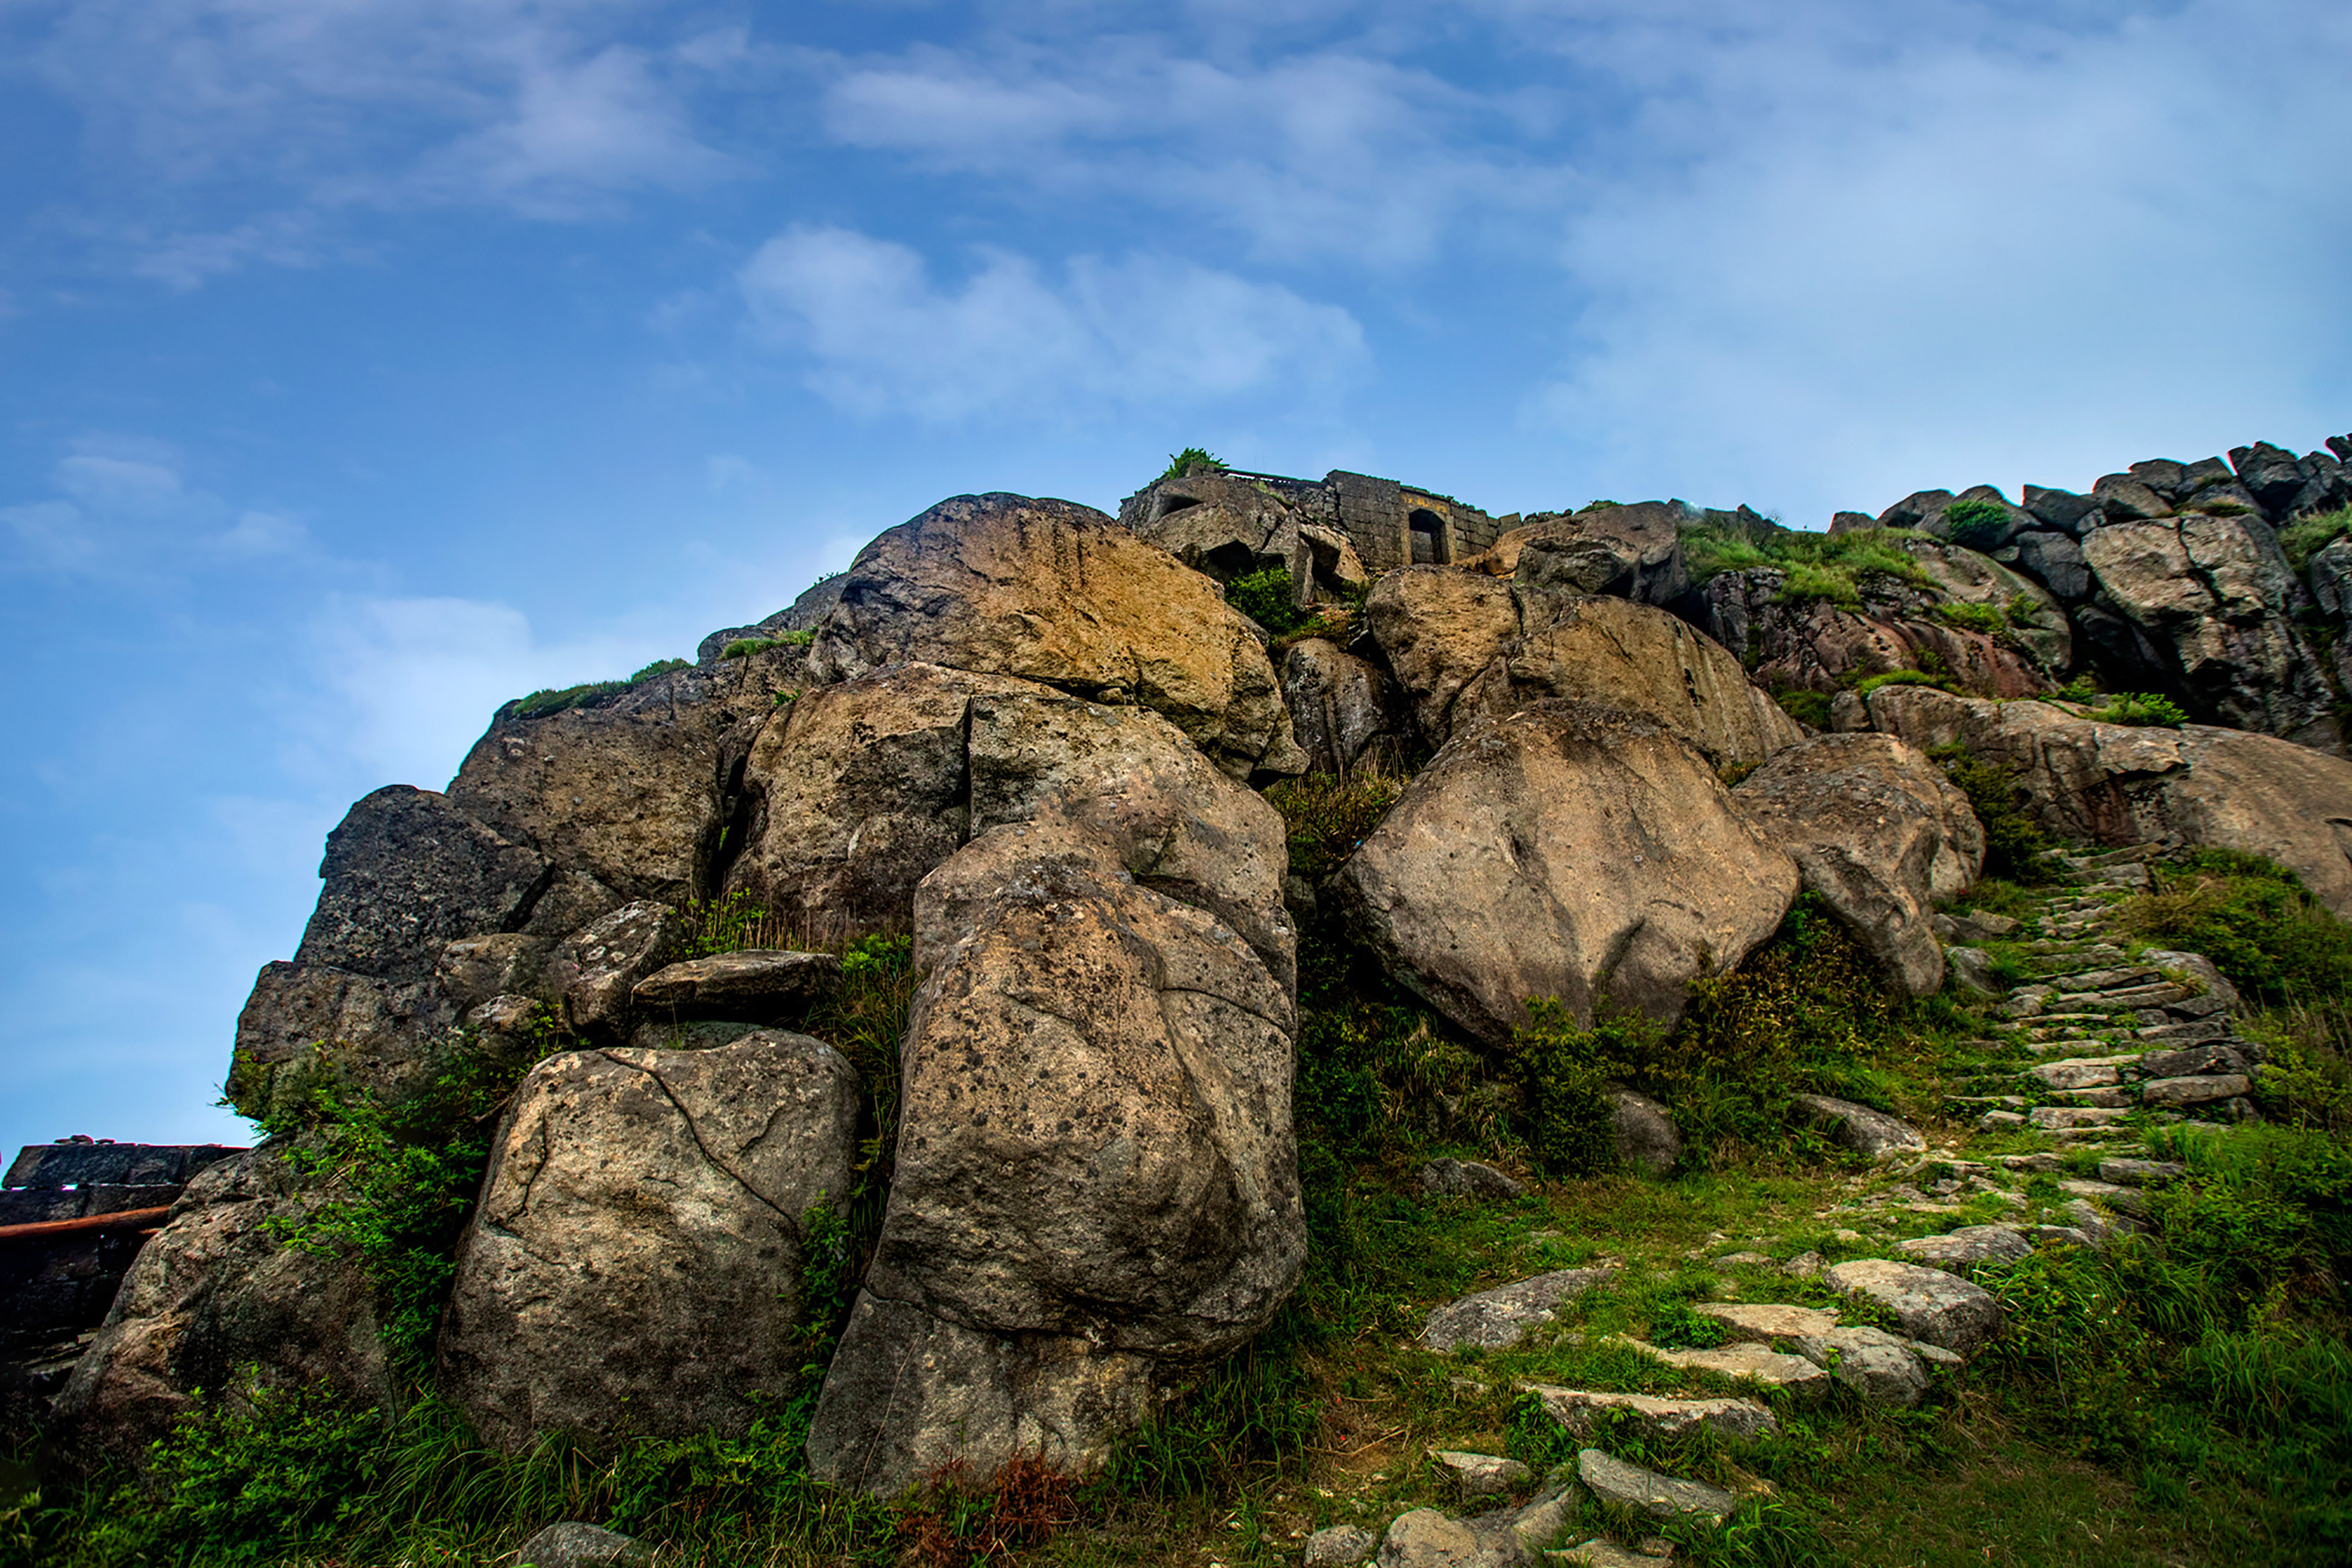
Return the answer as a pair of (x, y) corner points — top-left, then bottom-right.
(1853, 668), (1949, 698)
(2279, 504), (2352, 572)
(1776, 562), (1862, 608)
(1941, 497), (2013, 550)
(1264, 771), (1402, 880)
(1680, 523), (1933, 591)
(1930, 743), (2050, 881)
(1933, 600), (2008, 637)
(1225, 567), (1308, 634)
(2081, 691), (2188, 728)
(720, 629), (814, 659)
(1768, 682), (1835, 729)
(1157, 446), (1227, 483)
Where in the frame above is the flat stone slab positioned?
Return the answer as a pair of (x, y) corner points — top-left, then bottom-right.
(1792, 1324), (1929, 1407)
(1895, 1225), (2034, 1270)
(1435, 1450), (1529, 1497)
(1576, 1449), (1734, 1525)
(2140, 1073), (2249, 1107)
(630, 949), (842, 1020)
(1421, 1159), (1527, 1200)
(1307, 1525), (1377, 1568)
(1823, 1259), (2004, 1353)
(1422, 1267), (1616, 1352)
(2029, 1105), (2130, 1129)
(1791, 1094), (1925, 1160)
(2097, 1158), (2186, 1188)
(514, 1522), (654, 1568)
(1521, 1384), (1775, 1442)
(2028, 1056), (2139, 1090)
(2058, 1178), (2148, 1217)
(2138, 1044), (2249, 1078)
(1627, 1339), (1831, 1393)
(1693, 1301), (1838, 1342)
(1548, 1540), (1673, 1567)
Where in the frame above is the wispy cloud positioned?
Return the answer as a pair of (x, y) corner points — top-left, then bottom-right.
(739, 226), (1366, 421)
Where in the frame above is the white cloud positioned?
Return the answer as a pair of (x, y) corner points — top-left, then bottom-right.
(738, 226), (1365, 421)
(218, 510), (307, 555)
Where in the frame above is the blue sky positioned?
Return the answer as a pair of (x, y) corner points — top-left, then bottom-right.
(4, 0), (2348, 1157)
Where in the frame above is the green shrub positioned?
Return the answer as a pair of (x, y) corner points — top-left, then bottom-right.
(1933, 600), (2008, 637)
(1264, 771), (1403, 880)
(1225, 567), (1308, 634)
(1680, 522), (1933, 592)
(1929, 743), (2050, 881)
(1157, 446), (1227, 483)
(1775, 562), (1862, 608)
(720, 631), (814, 658)
(1767, 683), (1834, 729)
(1512, 1002), (1658, 1177)
(1852, 668), (1949, 698)
(1941, 497), (2013, 550)
(2279, 504), (2352, 572)
(2118, 850), (2352, 1006)
(2080, 690), (2188, 728)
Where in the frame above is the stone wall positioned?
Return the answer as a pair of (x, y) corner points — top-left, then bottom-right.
(1121, 468), (1506, 577)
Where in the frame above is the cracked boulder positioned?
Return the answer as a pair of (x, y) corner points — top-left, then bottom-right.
(807, 809), (1302, 1493)
(1281, 637), (1412, 778)
(1464, 501), (1690, 606)
(2080, 512), (2337, 751)
(437, 1031), (860, 1452)
(1339, 701), (1799, 1042)
(1733, 733), (1984, 996)
(809, 492), (1308, 778)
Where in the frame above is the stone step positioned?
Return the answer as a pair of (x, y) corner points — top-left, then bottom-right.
(2028, 1055), (2141, 1089)
(1623, 1339), (1831, 1395)
(1576, 1450), (1735, 1526)
(2098, 1157), (2186, 1188)
(2049, 1087), (2132, 1109)
(1521, 1384), (1775, 1442)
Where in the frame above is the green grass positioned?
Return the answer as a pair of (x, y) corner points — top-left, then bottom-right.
(2079, 692), (2188, 728)
(509, 656), (691, 720)
(1854, 668), (1952, 699)
(1679, 524), (1934, 598)
(2115, 849), (2352, 1006)
(2279, 505), (2352, 572)
(720, 631), (814, 658)
(1940, 498), (2013, 551)
(1265, 771), (1404, 881)
(1157, 447), (1227, 484)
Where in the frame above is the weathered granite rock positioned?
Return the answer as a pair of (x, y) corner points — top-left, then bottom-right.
(54, 1147), (392, 1456)
(1552, 1539), (1675, 1567)
(1466, 502), (1690, 606)
(629, 950), (843, 1023)
(1378, 1509), (1484, 1568)
(1340, 702), (1798, 1042)
(1607, 1090), (1682, 1176)
(1895, 1225), (2034, 1270)
(1576, 1449), (1734, 1524)
(1823, 1259), (2004, 1353)
(1792, 1095), (1926, 1160)
(1365, 569), (1801, 763)
(1435, 1449), (1530, 1498)
(512, 1521), (655, 1568)
(809, 493), (1307, 778)
(449, 658), (788, 906)
(1855, 685), (2352, 919)
(1791, 1324), (1930, 1406)
(543, 900), (685, 1044)
(294, 786), (552, 984)
(1120, 469), (1368, 607)
(1420, 1159), (1527, 1200)
(438, 1032), (860, 1452)
(1693, 1302), (1838, 1342)
(2012, 531), (2092, 601)
(1307, 1524), (1379, 1568)
(1421, 1268), (1617, 1352)
(2080, 513), (2336, 749)
(435, 933), (553, 1012)
(1629, 1339), (1831, 1394)
(1734, 733), (1984, 995)
(224, 960), (447, 1122)
(1523, 1384), (1775, 1442)
(2140, 1073), (2251, 1106)
(1282, 637), (1410, 777)
(807, 809), (1301, 1493)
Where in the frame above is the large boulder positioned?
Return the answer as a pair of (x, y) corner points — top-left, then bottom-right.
(807, 816), (1301, 1492)
(2080, 512), (2337, 750)
(1365, 569), (1802, 764)
(448, 657), (796, 905)
(438, 1031), (860, 1452)
(54, 1147), (392, 1457)
(1733, 734), (1984, 996)
(1337, 701), (1799, 1043)
(224, 960), (447, 1123)
(1463, 502), (1689, 605)
(293, 786), (553, 984)
(809, 493), (1308, 778)
(1281, 637), (1411, 778)
(1855, 685), (2352, 919)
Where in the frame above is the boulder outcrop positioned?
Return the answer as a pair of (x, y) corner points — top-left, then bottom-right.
(1281, 637), (1412, 778)
(1463, 502), (1689, 606)
(807, 493), (1308, 778)
(1733, 734), (1984, 995)
(1852, 685), (2352, 918)
(54, 1147), (392, 1454)
(438, 1031), (860, 1452)
(1118, 467), (1368, 608)
(1339, 701), (1799, 1042)
(1365, 569), (1801, 764)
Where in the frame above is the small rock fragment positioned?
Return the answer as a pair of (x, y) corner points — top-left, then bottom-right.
(514, 1521), (655, 1568)
(1434, 1449), (1529, 1498)
(1420, 1159), (1528, 1200)
(1306, 1524), (1378, 1567)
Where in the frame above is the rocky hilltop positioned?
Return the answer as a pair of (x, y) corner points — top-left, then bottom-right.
(26, 433), (2352, 1564)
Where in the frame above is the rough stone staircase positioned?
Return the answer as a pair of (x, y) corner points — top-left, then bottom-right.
(1322, 845), (2262, 1567)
